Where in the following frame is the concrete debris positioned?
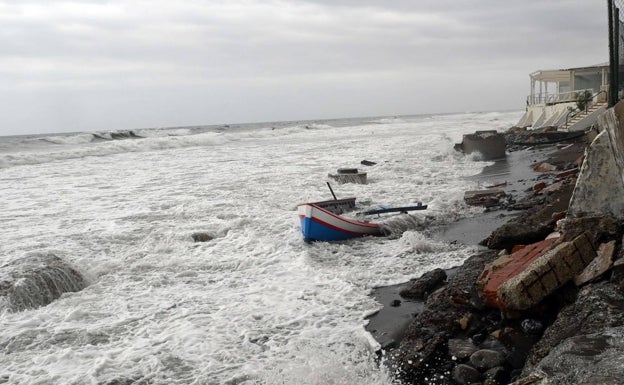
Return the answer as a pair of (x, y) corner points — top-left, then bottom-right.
(464, 189), (506, 207)
(328, 168), (367, 184)
(454, 130), (506, 160)
(574, 240), (616, 286)
(478, 238), (558, 309)
(497, 232), (596, 310)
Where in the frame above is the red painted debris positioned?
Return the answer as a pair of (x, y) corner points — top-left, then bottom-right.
(540, 181), (564, 195)
(533, 182), (547, 192)
(511, 244), (526, 253)
(479, 238), (557, 308)
(551, 211), (567, 222)
(555, 168), (579, 179)
(533, 162), (557, 172)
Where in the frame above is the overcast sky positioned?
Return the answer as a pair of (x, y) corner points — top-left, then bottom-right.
(0, 0), (608, 136)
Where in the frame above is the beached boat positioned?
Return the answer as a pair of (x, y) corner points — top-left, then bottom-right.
(297, 198), (381, 242)
(297, 198), (428, 242)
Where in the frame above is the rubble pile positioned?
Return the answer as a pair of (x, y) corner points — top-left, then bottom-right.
(383, 103), (624, 385)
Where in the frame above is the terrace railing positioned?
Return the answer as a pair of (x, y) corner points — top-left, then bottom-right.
(527, 88), (595, 106)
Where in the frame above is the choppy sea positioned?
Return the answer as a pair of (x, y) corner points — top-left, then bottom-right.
(0, 111), (522, 385)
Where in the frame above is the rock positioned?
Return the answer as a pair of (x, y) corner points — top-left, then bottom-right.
(400, 268), (447, 300)
(519, 327), (624, 385)
(483, 182), (574, 251)
(469, 349), (506, 371)
(520, 319), (544, 336)
(394, 251), (499, 384)
(0, 253), (87, 312)
(558, 215), (622, 245)
(390, 299), (401, 307)
(523, 281), (624, 373)
(483, 366), (509, 385)
(458, 313), (472, 330)
(192, 232), (213, 242)
(448, 338), (479, 360)
(452, 364), (482, 385)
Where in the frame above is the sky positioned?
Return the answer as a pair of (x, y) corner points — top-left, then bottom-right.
(0, 0), (609, 136)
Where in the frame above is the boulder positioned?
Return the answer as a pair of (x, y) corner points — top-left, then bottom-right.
(469, 349), (506, 371)
(400, 268), (447, 300)
(0, 253), (87, 312)
(518, 327), (624, 385)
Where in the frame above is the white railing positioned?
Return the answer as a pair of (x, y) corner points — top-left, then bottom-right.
(527, 88), (595, 106)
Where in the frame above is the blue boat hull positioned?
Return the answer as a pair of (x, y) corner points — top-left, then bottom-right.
(298, 202), (381, 242)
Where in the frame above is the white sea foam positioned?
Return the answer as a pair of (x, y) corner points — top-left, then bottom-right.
(0, 111), (522, 384)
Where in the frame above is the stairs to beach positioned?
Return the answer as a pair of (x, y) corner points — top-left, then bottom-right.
(563, 101), (608, 130)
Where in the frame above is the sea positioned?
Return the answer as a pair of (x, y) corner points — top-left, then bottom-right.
(0, 110), (522, 385)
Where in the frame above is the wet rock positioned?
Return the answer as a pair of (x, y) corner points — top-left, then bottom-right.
(519, 327), (624, 385)
(483, 183), (574, 251)
(0, 253), (87, 312)
(520, 319), (544, 336)
(483, 366), (509, 385)
(395, 251), (499, 383)
(523, 281), (624, 373)
(451, 364), (482, 385)
(400, 268), (447, 300)
(469, 349), (505, 371)
(558, 215), (622, 245)
(192, 232), (214, 242)
(448, 338), (478, 360)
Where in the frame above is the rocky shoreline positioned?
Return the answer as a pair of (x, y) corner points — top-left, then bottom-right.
(366, 125), (624, 384)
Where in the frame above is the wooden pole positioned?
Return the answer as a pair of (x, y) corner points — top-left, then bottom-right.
(326, 182), (337, 200)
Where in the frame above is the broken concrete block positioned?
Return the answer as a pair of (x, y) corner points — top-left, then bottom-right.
(574, 240), (616, 286)
(455, 130), (506, 160)
(478, 238), (557, 308)
(496, 232), (596, 310)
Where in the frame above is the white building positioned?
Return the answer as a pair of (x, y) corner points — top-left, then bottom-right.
(517, 63), (610, 131)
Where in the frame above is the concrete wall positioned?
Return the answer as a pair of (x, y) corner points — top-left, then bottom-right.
(567, 101), (624, 219)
